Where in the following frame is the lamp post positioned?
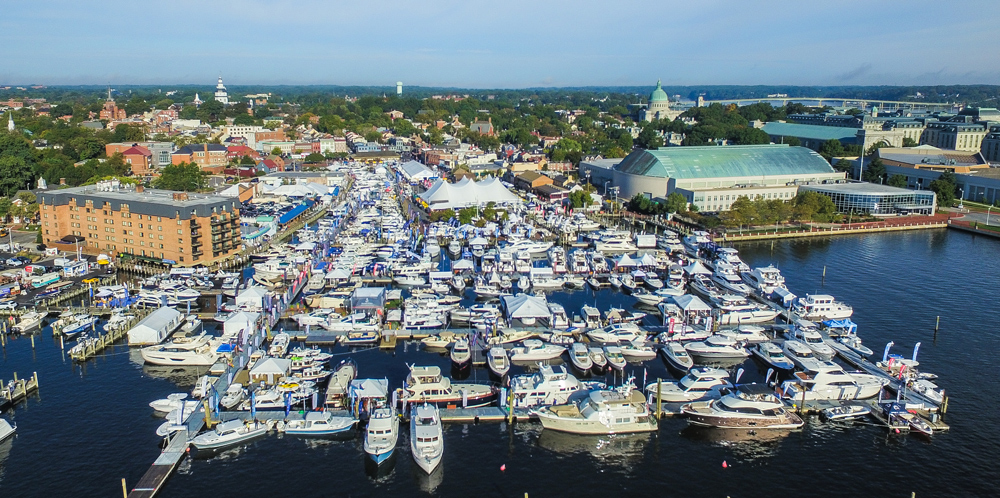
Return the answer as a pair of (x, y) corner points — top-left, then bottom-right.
(958, 188), (964, 210)
(988, 205), (993, 227)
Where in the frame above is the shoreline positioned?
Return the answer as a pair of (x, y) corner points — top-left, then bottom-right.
(720, 221), (948, 241)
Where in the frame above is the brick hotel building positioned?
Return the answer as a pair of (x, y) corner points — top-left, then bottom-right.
(38, 181), (242, 266)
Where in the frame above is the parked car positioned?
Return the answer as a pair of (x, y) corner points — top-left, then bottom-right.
(5, 258), (22, 266)
(0, 302), (16, 310)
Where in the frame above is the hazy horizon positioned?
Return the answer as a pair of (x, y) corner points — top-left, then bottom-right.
(3, 0), (998, 87)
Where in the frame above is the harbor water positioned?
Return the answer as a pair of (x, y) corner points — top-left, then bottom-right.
(1, 228), (998, 497)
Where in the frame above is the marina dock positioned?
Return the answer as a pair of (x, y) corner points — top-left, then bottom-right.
(1, 371), (39, 410)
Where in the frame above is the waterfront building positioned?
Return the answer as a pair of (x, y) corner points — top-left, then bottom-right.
(874, 146), (1000, 205)
(799, 183), (936, 216)
(583, 145), (844, 212)
(37, 180), (241, 266)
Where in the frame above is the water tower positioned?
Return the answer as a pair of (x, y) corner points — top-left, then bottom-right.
(396, 81), (403, 96)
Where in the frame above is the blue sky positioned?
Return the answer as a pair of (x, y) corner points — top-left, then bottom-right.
(2, 0), (998, 87)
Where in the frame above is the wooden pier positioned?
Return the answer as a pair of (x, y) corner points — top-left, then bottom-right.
(1, 371), (39, 410)
(67, 309), (152, 362)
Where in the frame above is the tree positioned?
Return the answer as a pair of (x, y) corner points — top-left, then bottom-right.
(635, 127), (663, 149)
(304, 152), (326, 163)
(902, 137), (918, 147)
(791, 190), (838, 222)
(271, 147), (283, 156)
(152, 162), (208, 192)
(458, 207), (476, 225)
(834, 158), (855, 173)
(888, 175), (908, 188)
(663, 192), (688, 213)
(568, 189), (593, 209)
(863, 157), (887, 184)
(781, 136), (801, 147)
(0, 197), (11, 221)
(232, 113), (255, 126)
(817, 139), (846, 160)
(0, 156), (32, 197)
(929, 170), (958, 206)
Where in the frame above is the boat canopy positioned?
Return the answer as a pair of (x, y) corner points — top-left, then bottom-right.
(822, 318), (857, 334)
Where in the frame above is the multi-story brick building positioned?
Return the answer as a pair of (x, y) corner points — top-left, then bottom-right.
(172, 144), (228, 173)
(37, 181), (242, 267)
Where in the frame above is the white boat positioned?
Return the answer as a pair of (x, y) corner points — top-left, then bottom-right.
(779, 359), (889, 401)
(838, 335), (874, 356)
(619, 341), (657, 362)
(712, 295), (780, 325)
(190, 419), (269, 450)
(487, 329), (536, 345)
(751, 342), (795, 371)
(534, 383), (657, 435)
(603, 346), (626, 371)
(782, 339), (817, 369)
(401, 365), (496, 407)
(793, 294), (853, 320)
(12, 311), (46, 334)
(486, 346), (510, 377)
(284, 411), (356, 436)
(140, 333), (219, 366)
(586, 323), (643, 344)
(589, 347), (608, 374)
(220, 384), (245, 410)
(822, 404), (871, 421)
(510, 365), (588, 408)
(681, 231), (711, 257)
(0, 418), (15, 443)
(659, 342), (694, 371)
(786, 328), (836, 360)
(410, 404), (444, 473)
(594, 239), (638, 253)
(717, 324), (770, 343)
(449, 336), (472, 369)
(149, 393), (190, 414)
(569, 342), (594, 372)
(681, 384), (804, 429)
(364, 407), (399, 466)
(447, 240), (462, 256)
(581, 305), (602, 329)
(269, 332), (291, 357)
(741, 265), (787, 296)
(631, 287), (665, 306)
(684, 334), (749, 360)
(509, 339), (566, 362)
(644, 367), (732, 403)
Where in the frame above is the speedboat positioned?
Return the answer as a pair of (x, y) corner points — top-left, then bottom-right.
(61, 315), (99, 339)
(751, 342), (795, 371)
(401, 365), (496, 407)
(534, 383), (657, 435)
(509, 339), (566, 362)
(603, 346), (627, 371)
(644, 367), (732, 403)
(284, 411), (356, 436)
(580, 305), (602, 329)
(449, 336), (472, 370)
(364, 407), (399, 466)
(569, 342), (594, 372)
(149, 393), (191, 414)
(659, 342), (694, 371)
(410, 404), (444, 473)
(589, 347), (608, 374)
(220, 384), (246, 410)
(486, 346), (510, 378)
(822, 404), (871, 422)
(619, 341), (657, 362)
(681, 383), (804, 429)
(838, 335), (874, 356)
(683, 334), (749, 360)
(12, 311), (46, 334)
(510, 365), (590, 408)
(718, 324), (770, 344)
(190, 419), (269, 450)
(779, 359), (888, 401)
(586, 323), (643, 344)
(631, 287), (665, 306)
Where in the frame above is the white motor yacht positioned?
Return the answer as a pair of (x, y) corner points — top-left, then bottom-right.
(586, 322), (644, 344)
(741, 265), (787, 296)
(220, 384), (246, 410)
(401, 365), (496, 407)
(603, 346), (627, 371)
(712, 295), (780, 325)
(410, 404), (444, 473)
(12, 311), (46, 334)
(510, 365), (591, 408)
(589, 347), (608, 374)
(644, 367), (733, 403)
(509, 339), (566, 362)
(364, 407), (399, 466)
(684, 334), (749, 360)
(284, 411), (357, 436)
(751, 342), (795, 371)
(449, 336), (472, 370)
(269, 332), (291, 357)
(792, 294), (853, 320)
(140, 333), (220, 366)
(780, 359), (889, 401)
(619, 341), (657, 362)
(681, 231), (711, 257)
(149, 393), (191, 414)
(786, 328), (836, 360)
(712, 262), (753, 295)
(534, 383), (657, 435)
(717, 324), (770, 343)
(782, 339), (817, 369)
(569, 342), (594, 372)
(0, 418), (16, 443)
(486, 346), (510, 377)
(190, 419), (269, 451)
(659, 342), (694, 371)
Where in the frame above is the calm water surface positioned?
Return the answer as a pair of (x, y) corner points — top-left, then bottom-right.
(1, 228), (998, 497)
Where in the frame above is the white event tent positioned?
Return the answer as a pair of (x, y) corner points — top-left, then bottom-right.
(419, 177), (520, 210)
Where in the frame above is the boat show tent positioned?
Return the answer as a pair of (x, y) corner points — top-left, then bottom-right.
(638, 253), (658, 267)
(418, 177), (520, 210)
(127, 307), (182, 346)
(668, 294), (712, 312)
(615, 254), (638, 268)
(683, 260), (712, 276)
(501, 293), (552, 326)
(250, 357), (292, 385)
(224, 311), (261, 337)
(236, 286), (269, 309)
(351, 287), (387, 311)
(399, 160), (438, 182)
(451, 259), (475, 271)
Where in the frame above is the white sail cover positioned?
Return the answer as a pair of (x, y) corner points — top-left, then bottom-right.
(420, 178), (520, 210)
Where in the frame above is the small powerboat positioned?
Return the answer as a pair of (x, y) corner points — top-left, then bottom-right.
(822, 404), (871, 422)
(283, 411), (356, 436)
(569, 342), (594, 372)
(190, 419), (269, 450)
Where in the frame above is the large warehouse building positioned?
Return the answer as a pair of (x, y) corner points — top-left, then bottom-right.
(582, 145), (845, 212)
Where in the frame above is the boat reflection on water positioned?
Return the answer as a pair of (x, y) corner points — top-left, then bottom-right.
(132, 349), (209, 387)
(191, 441), (254, 461)
(412, 461), (444, 494)
(535, 429), (651, 467)
(364, 450), (397, 480)
(679, 425), (793, 461)
(0, 438), (13, 483)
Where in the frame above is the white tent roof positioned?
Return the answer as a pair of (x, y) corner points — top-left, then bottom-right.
(615, 254), (638, 267)
(236, 286), (269, 307)
(224, 311), (260, 336)
(326, 268), (351, 279)
(638, 253), (658, 267)
(399, 160), (437, 181)
(668, 294), (711, 312)
(350, 378), (389, 399)
(452, 259), (475, 271)
(250, 357), (291, 376)
(684, 260), (712, 275)
(502, 293), (552, 320)
(419, 177), (520, 210)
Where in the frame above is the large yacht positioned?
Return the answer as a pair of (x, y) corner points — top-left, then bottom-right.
(741, 265), (787, 296)
(401, 365), (496, 407)
(140, 333), (220, 366)
(711, 262), (753, 296)
(711, 294), (780, 325)
(534, 384), (658, 435)
(682, 231), (712, 257)
(510, 365), (591, 408)
(681, 384), (804, 429)
(792, 294), (853, 320)
(779, 359), (889, 401)
(644, 367), (733, 403)
(683, 334), (750, 360)
(410, 404), (444, 474)
(364, 407), (399, 467)
(586, 322), (644, 344)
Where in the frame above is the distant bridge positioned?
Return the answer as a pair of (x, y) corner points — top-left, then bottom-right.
(698, 97), (955, 111)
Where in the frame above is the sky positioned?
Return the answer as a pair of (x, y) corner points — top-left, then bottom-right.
(2, 0), (999, 88)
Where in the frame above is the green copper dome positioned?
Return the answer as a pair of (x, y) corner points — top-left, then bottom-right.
(649, 79), (669, 103)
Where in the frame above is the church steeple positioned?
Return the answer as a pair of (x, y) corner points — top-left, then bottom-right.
(7, 113), (14, 132)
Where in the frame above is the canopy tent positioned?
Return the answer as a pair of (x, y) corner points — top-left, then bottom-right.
(326, 268), (351, 280)
(683, 260), (712, 276)
(615, 254), (638, 268)
(501, 293), (552, 326)
(451, 259), (475, 271)
(351, 287), (386, 310)
(668, 294), (712, 312)
(235, 286), (269, 309)
(224, 311), (261, 338)
(250, 357), (291, 385)
(293, 241), (317, 252)
(419, 177), (520, 211)
(823, 318), (858, 334)
(399, 160), (437, 181)
(638, 253), (658, 267)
